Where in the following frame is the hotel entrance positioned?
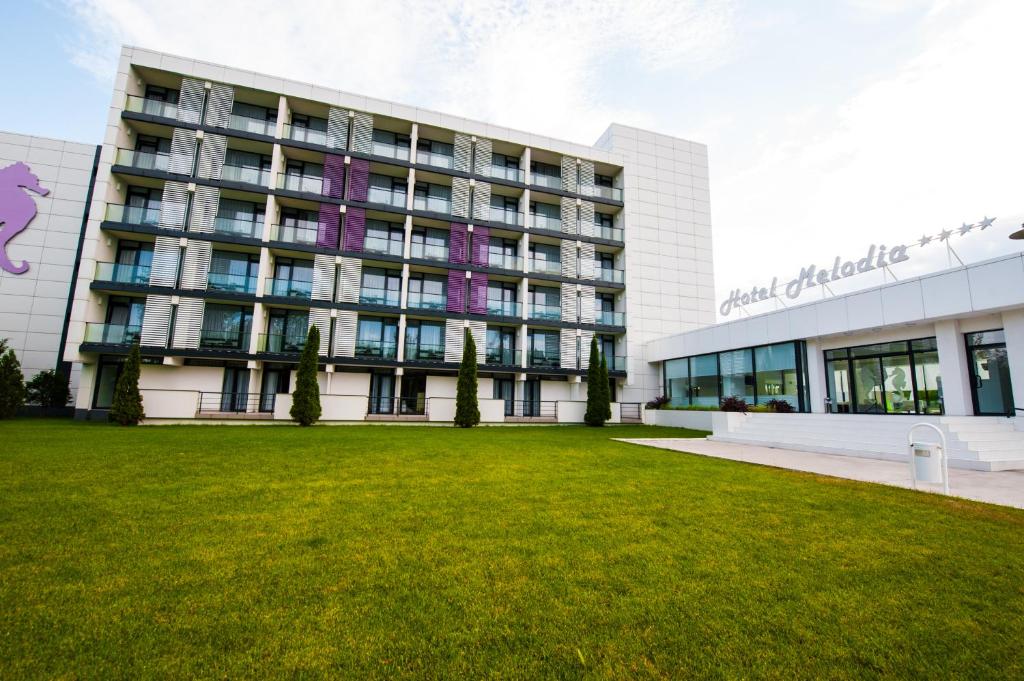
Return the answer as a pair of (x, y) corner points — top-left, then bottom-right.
(966, 330), (1015, 416)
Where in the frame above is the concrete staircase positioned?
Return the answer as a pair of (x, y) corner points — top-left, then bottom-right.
(709, 413), (1024, 471)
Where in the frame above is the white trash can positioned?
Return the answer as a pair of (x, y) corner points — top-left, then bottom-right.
(912, 443), (943, 483)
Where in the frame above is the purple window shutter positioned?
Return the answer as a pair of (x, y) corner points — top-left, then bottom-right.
(348, 158), (369, 202)
(342, 207), (366, 252)
(323, 154), (346, 199)
(471, 226), (489, 266)
(316, 203), (340, 249)
(446, 270), (466, 313)
(449, 222), (468, 264)
(469, 272), (488, 314)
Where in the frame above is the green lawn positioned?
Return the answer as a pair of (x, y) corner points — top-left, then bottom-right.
(1, 420), (1022, 679)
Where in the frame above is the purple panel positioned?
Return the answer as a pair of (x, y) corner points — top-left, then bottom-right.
(342, 207), (366, 252)
(446, 269), (465, 313)
(316, 203), (340, 249)
(322, 154), (346, 199)
(449, 222), (468, 264)
(348, 157), (369, 202)
(471, 226), (489, 267)
(469, 272), (488, 314)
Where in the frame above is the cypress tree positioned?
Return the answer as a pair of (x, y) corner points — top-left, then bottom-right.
(600, 351), (612, 421)
(0, 345), (26, 419)
(584, 336), (605, 426)
(109, 343), (145, 425)
(290, 325), (322, 426)
(454, 328), (480, 427)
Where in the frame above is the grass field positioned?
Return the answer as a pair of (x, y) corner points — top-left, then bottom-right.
(1, 420), (1023, 679)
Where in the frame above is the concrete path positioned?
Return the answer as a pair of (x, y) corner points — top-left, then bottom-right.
(618, 438), (1024, 510)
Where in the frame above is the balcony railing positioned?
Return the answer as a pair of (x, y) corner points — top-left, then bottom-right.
(359, 287), (401, 307)
(529, 304), (561, 321)
(528, 259), (561, 275)
(367, 187), (408, 208)
(580, 185), (623, 201)
(596, 310), (625, 326)
(283, 124), (327, 146)
(198, 392), (272, 414)
(207, 272), (258, 294)
(404, 344), (445, 361)
(485, 348), (520, 366)
(486, 300), (521, 318)
(213, 215), (263, 239)
(528, 350), (561, 368)
(199, 330), (251, 350)
(221, 165), (271, 187)
(368, 396), (426, 416)
(104, 203), (160, 226)
(355, 339), (398, 359)
(407, 291), (447, 310)
(94, 262), (151, 285)
(277, 173), (323, 194)
(264, 278), (313, 299)
(83, 323), (141, 345)
(530, 173), (561, 190)
(363, 235), (404, 256)
(487, 253), (523, 271)
(258, 333), (306, 353)
(412, 195), (452, 215)
(488, 207), (523, 226)
(270, 222), (319, 246)
(114, 148), (169, 172)
(372, 140), (411, 161)
(529, 213), (561, 232)
(507, 400), (557, 419)
(227, 114), (276, 137)
(490, 166), (525, 183)
(416, 149), (454, 170)
(594, 268), (625, 284)
(607, 355), (627, 372)
(595, 224), (624, 242)
(409, 242), (449, 261)
(124, 95), (177, 119)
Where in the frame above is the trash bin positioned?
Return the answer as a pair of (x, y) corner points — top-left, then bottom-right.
(912, 442), (943, 483)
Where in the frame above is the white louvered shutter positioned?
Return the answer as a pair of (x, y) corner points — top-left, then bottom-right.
(203, 84), (234, 128)
(336, 257), (361, 303)
(312, 255), (336, 302)
(333, 311), (357, 357)
(168, 128), (197, 175)
(471, 181), (491, 223)
(451, 177), (470, 219)
(560, 329), (577, 369)
(444, 319), (465, 363)
(189, 185), (219, 233)
(453, 134), (472, 173)
(579, 243), (596, 280)
(351, 112), (373, 154)
(172, 298), (205, 349)
(560, 156), (577, 193)
(579, 285), (596, 324)
(327, 107), (350, 150)
(468, 320), (486, 364)
(578, 161), (595, 191)
(560, 197), (577, 235)
(149, 237), (181, 287)
(140, 295), (173, 347)
(560, 241), (577, 279)
(158, 181), (189, 231)
(177, 78), (205, 125)
(308, 308), (332, 355)
(196, 133), (227, 180)
(180, 240), (212, 290)
(579, 329), (594, 369)
(579, 202), (595, 238)
(560, 282), (577, 323)
(473, 138), (492, 177)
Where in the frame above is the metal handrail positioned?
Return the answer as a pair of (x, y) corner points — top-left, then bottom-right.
(620, 403), (642, 421)
(197, 392), (273, 414)
(367, 396), (428, 416)
(507, 400), (557, 418)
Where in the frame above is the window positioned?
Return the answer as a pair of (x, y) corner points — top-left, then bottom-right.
(407, 272), (447, 309)
(265, 309), (309, 353)
(200, 305), (253, 350)
(594, 173), (614, 188)
(416, 138), (455, 168)
(360, 267), (401, 306)
(410, 227), (449, 260)
(134, 134), (170, 155)
(208, 251), (259, 293)
(356, 317), (398, 358)
(527, 330), (560, 367)
(965, 329), (1014, 416)
(493, 153), (520, 171)
(144, 85), (179, 104)
(530, 160), (560, 180)
(232, 101), (277, 124)
(487, 326), (517, 364)
(368, 174), (408, 207)
(290, 113), (327, 132)
(372, 129), (411, 159)
(216, 199), (265, 238)
(270, 258), (313, 297)
(104, 296), (145, 341)
(364, 219), (404, 255)
(224, 150), (272, 185)
(405, 320), (445, 361)
(488, 237), (518, 268)
(112, 241), (153, 284)
(413, 182), (452, 213)
(487, 282), (518, 316)
(720, 349), (754, 402)
(528, 285), (560, 319)
(825, 338), (942, 415)
(124, 187), (162, 225)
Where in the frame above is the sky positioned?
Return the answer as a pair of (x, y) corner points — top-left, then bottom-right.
(1, 0), (1021, 319)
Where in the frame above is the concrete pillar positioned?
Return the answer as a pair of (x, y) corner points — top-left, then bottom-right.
(1001, 309), (1024, 412)
(935, 319), (973, 416)
(805, 340), (827, 413)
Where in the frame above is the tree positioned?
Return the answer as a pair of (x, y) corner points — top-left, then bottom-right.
(454, 327), (480, 427)
(600, 351), (612, 421)
(0, 345), (26, 419)
(290, 325), (322, 426)
(110, 343), (144, 425)
(584, 336), (606, 427)
(26, 370), (71, 407)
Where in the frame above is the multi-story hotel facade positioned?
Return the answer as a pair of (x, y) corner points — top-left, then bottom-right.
(61, 47), (714, 422)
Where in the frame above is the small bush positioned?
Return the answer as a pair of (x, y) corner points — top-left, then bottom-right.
(26, 370), (71, 407)
(109, 344), (144, 425)
(720, 396), (749, 413)
(645, 395), (669, 410)
(0, 346), (26, 419)
(291, 326), (322, 426)
(765, 399), (795, 413)
(454, 328), (480, 428)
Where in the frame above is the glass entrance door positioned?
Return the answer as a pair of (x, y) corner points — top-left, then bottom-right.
(493, 378), (514, 415)
(967, 330), (1015, 416)
(400, 373), (426, 415)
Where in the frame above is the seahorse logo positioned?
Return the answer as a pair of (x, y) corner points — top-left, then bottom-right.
(0, 161), (51, 275)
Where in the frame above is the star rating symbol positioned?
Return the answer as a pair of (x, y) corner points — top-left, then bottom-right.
(977, 216), (996, 229)
(919, 234), (932, 246)
(959, 222), (974, 235)
(939, 229), (953, 242)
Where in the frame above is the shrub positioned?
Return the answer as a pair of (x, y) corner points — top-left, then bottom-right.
(600, 353), (612, 421)
(0, 346), (26, 419)
(765, 399), (795, 413)
(109, 344), (144, 425)
(720, 396), (749, 413)
(645, 395), (669, 410)
(26, 370), (71, 407)
(584, 337), (606, 427)
(454, 328), (480, 427)
(290, 325), (322, 426)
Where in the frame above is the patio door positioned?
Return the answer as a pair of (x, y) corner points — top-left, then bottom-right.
(369, 371), (395, 414)
(221, 367), (250, 412)
(400, 373), (426, 415)
(493, 378), (514, 415)
(523, 379), (541, 417)
(259, 367), (289, 413)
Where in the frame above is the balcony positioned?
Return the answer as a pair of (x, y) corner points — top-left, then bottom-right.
(264, 278), (312, 299)
(416, 149), (454, 170)
(528, 349), (560, 368)
(114, 148), (169, 172)
(528, 259), (561, 275)
(104, 203), (160, 227)
(488, 207), (524, 226)
(367, 187), (407, 209)
(227, 113), (276, 137)
(124, 95), (177, 119)
(594, 268), (625, 284)
(596, 310), (625, 326)
(199, 330), (251, 351)
(487, 253), (523, 271)
(359, 287), (401, 307)
(221, 165), (271, 187)
(410, 242), (449, 262)
(258, 333), (306, 354)
(531, 173), (561, 190)
(506, 400), (557, 421)
(529, 214), (561, 232)
(529, 304), (561, 321)
(276, 173), (323, 195)
(412, 195), (452, 215)
(363, 235), (404, 256)
(270, 222), (318, 247)
(207, 272), (258, 295)
(407, 291), (446, 310)
(607, 355), (627, 372)
(372, 140), (410, 161)
(213, 215), (263, 239)
(490, 166), (525, 183)
(283, 124), (327, 146)
(485, 348), (520, 366)
(94, 262), (151, 286)
(83, 323), (141, 345)
(367, 396), (427, 418)
(355, 339), (398, 359)
(486, 300), (522, 318)
(405, 343), (445, 361)
(580, 184), (623, 201)
(595, 224), (624, 242)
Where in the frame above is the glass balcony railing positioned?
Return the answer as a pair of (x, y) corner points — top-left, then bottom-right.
(221, 165), (271, 187)
(124, 95), (177, 119)
(227, 114), (276, 136)
(277, 173), (323, 194)
(410, 242), (449, 261)
(488, 207), (523, 226)
(355, 339), (398, 359)
(489, 166), (525, 183)
(529, 214), (561, 232)
(199, 330), (251, 350)
(283, 124), (327, 146)
(367, 187), (408, 208)
(213, 215), (263, 239)
(607, 355), (627, 372)
(529, 304), (561, 321)
(207, 272), (258, 294)
(114, 148), (169, 172)
(528, 259), (561, 275)
(528, 350), (561, 368)
(83, 323), (141, 345)
(359, 288), (401, 307)
(416, 149), (455, 170)
(487, 253), (523, 271)
(372, 140), (411, 161)
(404, 343), (445, 361)
(485, 348), (520, 366)
(264, 278), (313, 299)
(412, 195), (452, 215)
(270, 223), (319, 246)
(104, 203), (160, 226)
(363, 235), (404, 256)
(258, 333), (306, 353)
(94, 262), (151, 285)
(530, 173), (561, 190)
(486, 300), (521, 318)
(580, 185), (623, 201)
(596, 310), (625, 326)
(595, 268), (625, 284)
(595, 224), (624, 242)
(407, 291), (447, 310)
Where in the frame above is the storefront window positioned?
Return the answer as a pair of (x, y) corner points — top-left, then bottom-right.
(690, 354), (719, 407)
(719, 349), (753, 401)
(665, 358), (690, 407)
(754, 343), (799, 408)
(825, 337), (943, 415)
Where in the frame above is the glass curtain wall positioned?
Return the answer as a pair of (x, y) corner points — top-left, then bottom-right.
(824, 337), (943, 415)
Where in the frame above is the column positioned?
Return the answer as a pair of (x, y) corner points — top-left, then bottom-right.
(934, 319), (973, 416)
(805, 340), (827, 413)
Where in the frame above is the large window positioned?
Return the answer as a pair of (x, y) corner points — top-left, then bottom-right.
(356, 317), (398, 359)
(825, 337), (942, 415)
(360, 267), (402, 307)
(405, 321), (445, 361)
(200, 305), (253, 350)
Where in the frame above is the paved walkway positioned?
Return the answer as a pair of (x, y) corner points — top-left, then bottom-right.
(618, 438), (1024, 510)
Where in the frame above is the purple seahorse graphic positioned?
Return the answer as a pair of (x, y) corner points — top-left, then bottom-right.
(0, 162), (50, 275)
